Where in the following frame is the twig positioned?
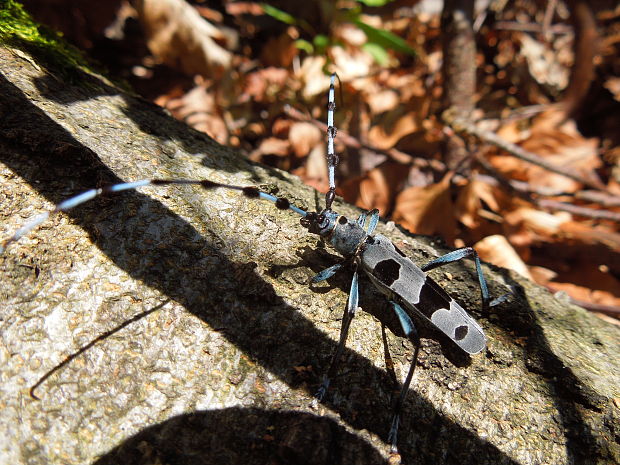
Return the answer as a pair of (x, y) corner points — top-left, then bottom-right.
(283, 104), (446, 172)
(445, 111), (607, 191)
(567, 298), (620, 317)
(536, 199), (620, 222)
(542, 0), (559, 41)
(474, 158), (620, 222)
(575, 191), (620, 207)
(494, 21), (572, 35)
(500, 104), (558, 123)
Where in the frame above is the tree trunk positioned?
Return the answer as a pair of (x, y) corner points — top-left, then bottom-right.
(1, 27), (619, 465)
(441, 0), (476, 171)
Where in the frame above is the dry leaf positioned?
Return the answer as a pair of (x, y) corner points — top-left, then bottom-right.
(368, 112), (421, 150)
(166, 84), (228, 143)
(225, 2), (263, 15)
(491, 126), (601, 193)
(392, 174), (456, 243)
(296, 144), (328, 193)
(135, 0), (232, 77)
(336, 23), (367, 47)
(240, 68), (289, 103)
(547, 282), (620, 312)
(260, 27), (299, 68)
(289, 122), (322, 158)
(504, 207), (571, 241)
(455, 179), (501, 229)
(557, 222), (620, 252)
(603, 77), (620, 102)
(331, 45), (374, 81)
(366, 89), (399, 115)
(340, 162), (408, 215)
(528, 266), (558, 285)
(473, 235), (532, 280)
(518, 33), (568, 91)
(298, 56), (328, 99)
(248, 138), (290, 161)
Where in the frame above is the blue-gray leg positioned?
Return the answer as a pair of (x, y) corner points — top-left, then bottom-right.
(366, 209), (380, 234)
(356, 209), (380, 234)
(387, 302), (420, 454)
(356, 211), (368, 227)
(315, 267), (359, 401)
(421, 247), (498, 309)
(311, 263), (343, 283)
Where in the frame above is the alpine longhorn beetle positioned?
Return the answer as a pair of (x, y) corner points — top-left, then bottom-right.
(1, 73), (504, 455)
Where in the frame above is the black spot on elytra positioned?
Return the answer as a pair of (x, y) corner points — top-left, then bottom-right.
(374, 259), (401, 286)
(366, 236), (375, 245)
(275, 197), (290, 210)
(338, 216), (347, 225)
(454, 325), (469, 340)
(417, 278), (452, 319)
(242, 187), (260, 198)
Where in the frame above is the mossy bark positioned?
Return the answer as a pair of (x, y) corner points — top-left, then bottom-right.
(0, 28), (619, 465)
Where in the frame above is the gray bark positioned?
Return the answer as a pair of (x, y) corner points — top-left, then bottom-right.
(0, 44), (618, 465)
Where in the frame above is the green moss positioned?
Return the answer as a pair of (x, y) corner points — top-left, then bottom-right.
(0, 0), (93, 78)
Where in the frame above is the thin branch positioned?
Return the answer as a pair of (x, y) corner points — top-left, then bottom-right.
(562, 0), (599, 118)
(445, 111), (607, 191)
(283, 104), (446, 172)
(536, 199), (620, 222)
(494, 21), (572, 35)
(567, 298), (620, 317)
(542, 0), (559, 40)
(474, 158), (620, 222)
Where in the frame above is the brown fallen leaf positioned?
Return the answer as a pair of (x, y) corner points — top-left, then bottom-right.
(339, 161), (409, 216)
(503, 207), (571, 248)
(557, 221), (620, 252)
(260, 27), (299, 68)
(490, 112), (602, 193)
(473, 234), (532, 280)
(295, 144), (329, 193)
(248, 138), (290, 161)
(289, 122), (322, 158)
(134, 0), (233, 77)
(368, 111), (421, 150)
(392, 174), (457, 243)
(547, 281), (620, 313)
(455, 179), (502, 229)
(166, 83), (228, 144)
(240, 68), (289, 103)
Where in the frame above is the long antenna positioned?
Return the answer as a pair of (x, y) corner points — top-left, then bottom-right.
(0, 179), (307, 254)
(325, 72), (339, 211)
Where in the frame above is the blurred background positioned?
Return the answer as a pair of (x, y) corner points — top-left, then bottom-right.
(16, 0), (620, 323)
